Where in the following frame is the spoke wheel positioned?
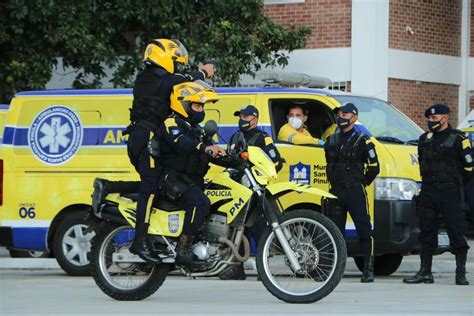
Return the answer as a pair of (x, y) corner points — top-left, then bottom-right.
(257, 209), (346, 304)
(90, 223), (169, 301)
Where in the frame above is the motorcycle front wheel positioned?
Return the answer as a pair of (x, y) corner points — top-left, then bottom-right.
(256, 209), (346, 304)
(90, 222), (169, 301)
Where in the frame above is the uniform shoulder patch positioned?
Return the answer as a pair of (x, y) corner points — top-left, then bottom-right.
(264, 136), (274, 146)
(465, 153), (473, 164)
(368, 148), (376, 159)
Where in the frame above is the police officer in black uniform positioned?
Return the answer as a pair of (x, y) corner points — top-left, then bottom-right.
(232, 105), (284, 171)
(218, 105), (284, 280)
(403, 104), (472, 285)
(92, 39), (215, 263)
(158, 81), (225, 266)
(324, 102), (380, 283)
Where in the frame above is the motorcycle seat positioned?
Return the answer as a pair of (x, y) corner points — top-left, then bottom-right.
(118, 194), (180, 211)
(153, 199), (181, 211)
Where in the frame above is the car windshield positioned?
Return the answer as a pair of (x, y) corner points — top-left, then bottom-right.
(334, 96), (423, 144)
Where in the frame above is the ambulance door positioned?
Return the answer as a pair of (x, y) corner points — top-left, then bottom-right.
(263, 94), (336, 193)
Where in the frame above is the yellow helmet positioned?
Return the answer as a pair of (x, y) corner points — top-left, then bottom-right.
(143, 39), (189, 73)
(170, 80), (219, 118)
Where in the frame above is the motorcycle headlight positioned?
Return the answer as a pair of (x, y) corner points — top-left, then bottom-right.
(375, 178), (417, 201)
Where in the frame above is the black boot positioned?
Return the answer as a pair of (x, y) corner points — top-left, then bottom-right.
(129, 223), (161, 264)
(92, 178), (110, 213)
(455, 250), (469, 286)
(403, 255), (434, 284)
(361, 255), (374, 283)
(219, 263), (246, 280)
(175, 234), (204, 267)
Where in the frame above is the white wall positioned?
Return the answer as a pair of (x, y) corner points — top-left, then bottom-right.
(350, 0), (390, 100)
(388, 50), (462, 85)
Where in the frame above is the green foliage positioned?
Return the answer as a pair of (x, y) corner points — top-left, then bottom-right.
(0, 0), (310, 102)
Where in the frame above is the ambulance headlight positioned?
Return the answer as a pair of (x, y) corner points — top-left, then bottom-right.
(375, 178), (417, 201)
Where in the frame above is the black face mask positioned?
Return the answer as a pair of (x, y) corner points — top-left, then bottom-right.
(238, 119), (252, 132)
(190, 110), (205, 124)
(336, 116), (351, 129)
(427, 120), (442, 132)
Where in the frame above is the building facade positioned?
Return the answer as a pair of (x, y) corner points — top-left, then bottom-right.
(262, 0), (473, 127)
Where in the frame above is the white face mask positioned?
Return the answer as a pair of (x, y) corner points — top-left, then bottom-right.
(288, 117), (303, 129)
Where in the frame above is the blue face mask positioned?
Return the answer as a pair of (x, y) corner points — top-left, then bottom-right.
(239, 119), (252, 132)
(191, 110), (205, 124)
(427, 120), (442, 132)
(336, 116), (351, 129)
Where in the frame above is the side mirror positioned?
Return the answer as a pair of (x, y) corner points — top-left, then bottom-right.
(203, 120), (218, 138)
(228, 131), (247, 155)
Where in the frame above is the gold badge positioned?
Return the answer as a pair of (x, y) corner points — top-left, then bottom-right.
(427, 133), (433, 139)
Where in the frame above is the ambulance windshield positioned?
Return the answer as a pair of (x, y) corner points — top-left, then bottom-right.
(334, 96), (423, 144)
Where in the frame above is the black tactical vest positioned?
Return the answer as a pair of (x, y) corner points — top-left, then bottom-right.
(161, 118), (210, 180)
(325, 131), (366, 186)
(419, 131), (462, 183)
(129, 66), (168, 128)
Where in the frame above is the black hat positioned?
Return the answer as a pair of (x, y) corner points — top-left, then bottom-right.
(424, 104), (450, 117)
(234, 104), (259, 118)
(334, 102), (358, 115)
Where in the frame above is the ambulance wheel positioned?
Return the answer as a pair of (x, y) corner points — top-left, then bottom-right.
(9, 249), (50, 258)
(353, 254), (403, 276)
(53, 211), (96, 276)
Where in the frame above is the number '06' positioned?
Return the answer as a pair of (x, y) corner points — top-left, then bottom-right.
(19, 207), (36, 219)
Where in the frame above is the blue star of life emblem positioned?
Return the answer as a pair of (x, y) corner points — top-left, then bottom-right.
(28, 106), (83, 165)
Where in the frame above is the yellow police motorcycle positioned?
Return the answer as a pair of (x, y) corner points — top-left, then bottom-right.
(89, 123), (346, 303)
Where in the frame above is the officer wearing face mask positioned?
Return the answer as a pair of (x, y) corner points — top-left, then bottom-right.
(233, 105), (283, 171)
(324, 102), (380, 283)
(159, 80), (225, 266)
(91, 39), (215, 264)
(278, 105), (326, 145)
(218, 105), (284, 280)
(403, 104), (472, 286)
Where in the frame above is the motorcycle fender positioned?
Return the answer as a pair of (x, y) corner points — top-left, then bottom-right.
(266, 182), (337, 199)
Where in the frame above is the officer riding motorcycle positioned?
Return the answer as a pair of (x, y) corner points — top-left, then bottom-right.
(89, 82), (347, 303)
(157, 80), (225, 266)
(92, 39), (214, 263)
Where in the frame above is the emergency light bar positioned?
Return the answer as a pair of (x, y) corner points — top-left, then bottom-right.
(256, 71), (331, 88)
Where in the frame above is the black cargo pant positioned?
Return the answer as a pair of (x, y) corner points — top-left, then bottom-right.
(127, 127), (161, 231)
(173, 184), (210, 236)
(329, 183), (374, 256)
(418, 182), (469, 257)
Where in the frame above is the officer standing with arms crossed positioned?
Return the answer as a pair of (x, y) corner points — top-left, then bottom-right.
(403, 104), (472, 285)
(324, 102), (380, 283)
(92, 39), (215, 263)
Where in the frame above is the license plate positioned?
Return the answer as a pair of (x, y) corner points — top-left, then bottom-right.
(437, 233), (450, 247)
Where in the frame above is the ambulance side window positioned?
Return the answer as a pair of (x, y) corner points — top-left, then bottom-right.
(269, 98), (335, 145)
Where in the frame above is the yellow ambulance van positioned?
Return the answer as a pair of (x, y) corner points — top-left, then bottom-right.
(0, 87), (432, 276)
(0, 104), (48, 258)
(0, 104), (9, 144)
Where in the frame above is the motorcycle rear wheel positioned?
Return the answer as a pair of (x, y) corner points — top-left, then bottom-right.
(90, 222), (169, 301)
(256, 209), (346, 303)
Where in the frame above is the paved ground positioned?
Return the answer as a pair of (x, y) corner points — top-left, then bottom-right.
(0, 268), (472, 315)
(1, 241), (473, 315)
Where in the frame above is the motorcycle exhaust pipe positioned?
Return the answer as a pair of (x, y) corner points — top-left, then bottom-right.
(218, 235), (250, 262)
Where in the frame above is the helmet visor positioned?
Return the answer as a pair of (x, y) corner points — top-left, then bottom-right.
(172, 40), (189, 63)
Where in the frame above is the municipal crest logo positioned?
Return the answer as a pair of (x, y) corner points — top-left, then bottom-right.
(168, 214), (180, 233)
(289, 162), (311, 185)
(28, 106), (83, 165)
